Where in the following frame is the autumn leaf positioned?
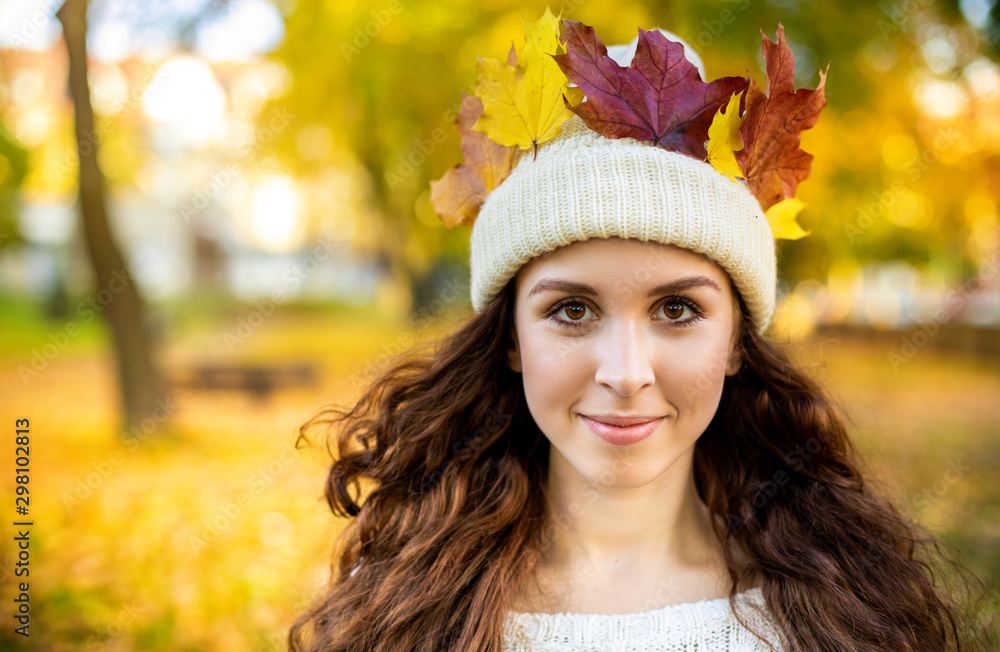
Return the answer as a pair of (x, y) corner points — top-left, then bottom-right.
(429, 92), (516, 228)
(551, 20), (749, 159)
(735, 23), (828, 211)
(470, 7), (584, 158)
(765, 196), (810, 240)
(705, 90), (745, 182)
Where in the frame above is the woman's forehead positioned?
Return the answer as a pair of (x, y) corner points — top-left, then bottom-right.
(517, 237), (728, 286)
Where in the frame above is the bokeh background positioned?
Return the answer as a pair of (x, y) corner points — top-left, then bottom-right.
(0, 0), (998, 649)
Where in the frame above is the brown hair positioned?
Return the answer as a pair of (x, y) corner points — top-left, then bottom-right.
(288, 273), (986, 651)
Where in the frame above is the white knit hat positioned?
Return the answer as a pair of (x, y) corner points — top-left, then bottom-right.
(468, 30), (777, 334)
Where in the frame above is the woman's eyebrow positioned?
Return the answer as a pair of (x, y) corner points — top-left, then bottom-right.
(528, 275), (722, 298)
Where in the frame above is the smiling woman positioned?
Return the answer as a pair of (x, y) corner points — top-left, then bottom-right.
(508, 239), (741, 495)
(287, 10), (980, 652)
(503, 238), (751, 620)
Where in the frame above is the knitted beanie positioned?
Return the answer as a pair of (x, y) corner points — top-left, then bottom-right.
(469, 101), (774, 332)
(430, 13), (827, 335)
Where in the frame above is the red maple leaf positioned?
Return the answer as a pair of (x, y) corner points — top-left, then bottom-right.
(551, 20), (749, 159)
(736, 23), (828, 211)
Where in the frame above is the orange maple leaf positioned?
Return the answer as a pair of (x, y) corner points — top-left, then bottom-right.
(430, 92), (516, 228)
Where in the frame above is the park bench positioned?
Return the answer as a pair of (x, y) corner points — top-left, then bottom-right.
(172, 362), (319, 400)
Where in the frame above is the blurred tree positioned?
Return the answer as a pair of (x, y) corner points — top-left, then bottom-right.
(56, 0), (170, 435)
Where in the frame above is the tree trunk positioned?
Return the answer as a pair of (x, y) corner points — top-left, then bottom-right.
(56, 0), (172, 436)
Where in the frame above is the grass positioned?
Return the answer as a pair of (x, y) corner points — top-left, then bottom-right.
(0, 300), (996, 650)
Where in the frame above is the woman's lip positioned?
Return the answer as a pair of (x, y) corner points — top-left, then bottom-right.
(581, 415), (663, 446)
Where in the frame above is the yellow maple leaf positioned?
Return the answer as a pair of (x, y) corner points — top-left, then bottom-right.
(470, 7), (584, 156)
(706, 91), (745, 182)
(765, 196), (810, 240)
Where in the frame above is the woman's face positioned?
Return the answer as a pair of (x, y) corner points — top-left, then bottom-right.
(508, 237), (742, 489)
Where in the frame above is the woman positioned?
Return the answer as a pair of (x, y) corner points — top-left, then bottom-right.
(288, 12), (978, 652)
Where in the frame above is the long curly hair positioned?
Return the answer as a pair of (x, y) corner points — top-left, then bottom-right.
(287, 271), (986, 652)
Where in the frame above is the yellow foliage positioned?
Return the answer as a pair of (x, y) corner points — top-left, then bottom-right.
(765, 196), (810, 240)
(706, 91), (745, 182)
(470, 7), (584, 153)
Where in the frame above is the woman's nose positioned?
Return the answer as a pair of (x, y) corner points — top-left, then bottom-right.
(592, 319), (656, 397)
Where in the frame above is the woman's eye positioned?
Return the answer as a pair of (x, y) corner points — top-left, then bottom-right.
(661, 300), (690, 321)
(547, 297), (701, 329)
(558, 301), (591, 322)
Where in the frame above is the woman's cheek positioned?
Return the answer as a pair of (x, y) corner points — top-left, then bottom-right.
(523, 322), (589, 373)
(520, 328), (593, 427)
(520, 329), (567, 392)
(664, 341), (730, 411)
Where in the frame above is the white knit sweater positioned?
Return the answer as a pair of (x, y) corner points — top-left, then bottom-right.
(502, 587), (785, 651)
